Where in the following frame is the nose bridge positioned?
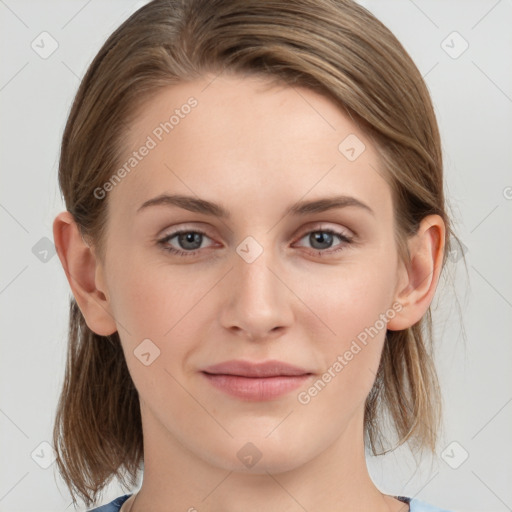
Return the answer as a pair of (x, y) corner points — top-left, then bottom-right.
(220, 235), (292, 338)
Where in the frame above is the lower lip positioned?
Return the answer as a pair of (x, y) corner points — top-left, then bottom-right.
(201, 372), (312, 401)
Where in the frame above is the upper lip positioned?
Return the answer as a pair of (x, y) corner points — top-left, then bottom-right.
(201, 359), (312, 378)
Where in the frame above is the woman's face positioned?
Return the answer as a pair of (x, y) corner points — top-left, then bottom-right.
(97, 72), (408, 473)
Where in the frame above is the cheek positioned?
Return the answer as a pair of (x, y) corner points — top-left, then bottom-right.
(306, 260), (395, 341)
(107, 263), (206, 398)
(298, 255), (397, 396)
(107, 246), (193, 332)
(107, 256), (215, 364)
(109, 274), (171, 340)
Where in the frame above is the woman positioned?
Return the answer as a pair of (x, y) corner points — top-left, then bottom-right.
(52, 0), (459, 510)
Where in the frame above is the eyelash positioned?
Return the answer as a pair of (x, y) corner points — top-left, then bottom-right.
(157, 227), (354, 258)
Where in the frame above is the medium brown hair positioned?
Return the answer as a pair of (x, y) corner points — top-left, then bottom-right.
(53, 0), (462, 507)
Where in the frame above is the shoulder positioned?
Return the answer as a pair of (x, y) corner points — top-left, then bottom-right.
(87, 494), (132, 512)
(88, 493), (453, 512)
(400, 496), (453, 512)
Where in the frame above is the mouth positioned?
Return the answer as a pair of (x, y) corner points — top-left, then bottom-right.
(200, 359), (314, 401)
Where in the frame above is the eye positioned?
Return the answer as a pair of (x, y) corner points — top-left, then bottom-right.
(157, 226), (354, 258)
(158, 229), (214, 257)
(293, 228), (353, 255)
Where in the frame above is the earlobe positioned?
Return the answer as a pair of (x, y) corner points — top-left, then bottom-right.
(387, 215), (445, 331)
(52, 211), (118, 336)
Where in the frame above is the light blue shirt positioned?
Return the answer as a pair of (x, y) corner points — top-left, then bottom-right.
(88, 493), (453, 511)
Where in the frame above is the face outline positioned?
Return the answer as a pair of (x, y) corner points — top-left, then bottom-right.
(54, 72), (445, 483)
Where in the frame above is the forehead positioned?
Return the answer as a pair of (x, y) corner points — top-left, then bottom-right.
(109, 73), (391, 222)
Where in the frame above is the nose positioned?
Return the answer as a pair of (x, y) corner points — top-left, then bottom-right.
(219, 241), (294, 341)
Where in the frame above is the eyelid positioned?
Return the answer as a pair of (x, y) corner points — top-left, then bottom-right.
(158, 221), (354, 244)
(158, 223), (215, 239)
(293, 222), (355, 241)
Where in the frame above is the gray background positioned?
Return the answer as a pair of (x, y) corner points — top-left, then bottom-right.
(1, 1), (511, 511)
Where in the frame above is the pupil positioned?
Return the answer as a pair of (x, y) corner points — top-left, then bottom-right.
(179, 232), (201, 250)
(311, 231), (332, 250)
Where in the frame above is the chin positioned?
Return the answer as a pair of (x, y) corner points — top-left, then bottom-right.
(204, 435), (315, 475)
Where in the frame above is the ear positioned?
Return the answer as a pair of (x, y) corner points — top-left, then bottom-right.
(53, 211), (117, 336)
(387, 214), (445, 331)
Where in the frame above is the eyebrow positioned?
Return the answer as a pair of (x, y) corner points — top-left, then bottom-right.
(137, 193), (375, 218)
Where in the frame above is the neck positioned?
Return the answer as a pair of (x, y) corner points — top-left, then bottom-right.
(124, 403), (407, 512)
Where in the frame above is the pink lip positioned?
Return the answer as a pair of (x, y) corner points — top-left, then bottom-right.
(201, 359), (313, 401)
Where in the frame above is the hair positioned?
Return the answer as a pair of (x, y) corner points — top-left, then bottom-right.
(53, 0), (464, 507)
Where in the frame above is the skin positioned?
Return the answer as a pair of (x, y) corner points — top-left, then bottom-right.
(53, 72), (445, 512)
